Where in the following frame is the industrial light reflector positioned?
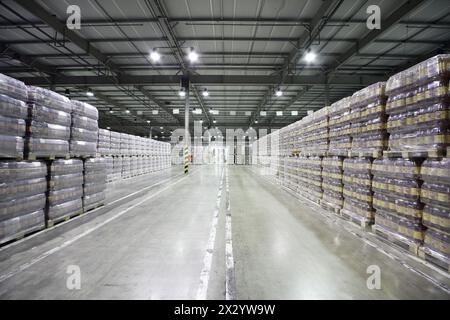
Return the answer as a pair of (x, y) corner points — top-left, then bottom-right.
(202, 88), (209, 97)
(188, 48), (198, 62)
(150, 49), (160, 62)
(86, 88), (94, 97)
(275, 88), (283, 97)
(304, 50), (316, 63)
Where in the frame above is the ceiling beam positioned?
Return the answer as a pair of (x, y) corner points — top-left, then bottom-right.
(17, 74), (385, 87)
(0, 43), (56, 76)
(326, 0), (425, 75)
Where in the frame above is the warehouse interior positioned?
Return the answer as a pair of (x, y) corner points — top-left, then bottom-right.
(0, 0), (449, 301)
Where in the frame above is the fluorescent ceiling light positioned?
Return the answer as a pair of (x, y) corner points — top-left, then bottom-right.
(276, 111), (283, 116)
(260, 111), (267, 116)
(152, 110), (159, 115)
(291, 110), (298, 116)
(173, 108), (179, 114)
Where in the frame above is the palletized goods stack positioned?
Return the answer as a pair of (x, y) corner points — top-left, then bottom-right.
(385, 54), (450, 158)
(328, 97), (352, 157)
(120, 133), (130, 156)
(0, 74), (28, 159)
(47, 159), (83, 226)
(419, 158), (450, 270)
(282, 156), (298, 192)
(302, 107), (329, 156)
(0, 161), (47, 244)
(112, 156), (123, 181)
(70, 100), (99, 158)
(97, 129), (111, 155)
(27, 86), (72, 159)
(122, 156), (132, 179)
(371, 158), (424, 253)
(297, 156), (322, 203)
(83, 158), (106, 211)
(110, 131), (121, 156)
(350, 82), (388, 158)
(321, 156), (344, 212)
(342, 158), (374, 226)
(104, 156), (114, 183)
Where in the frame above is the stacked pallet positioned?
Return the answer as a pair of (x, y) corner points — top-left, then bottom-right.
(349, 82), (388, 158)
(47, 159), (84, 226)
(385, 54), (450, 158)
(83, 158), (107, 211)
(328, 97), (352, 156)
(120, 133), (131, 156)
(298, 156), (322, 203)
(302, 107), (329, 156)
(282, 156), (298, 192)
(372, 158), (423, 253)
(0, 74), (28, 159)
(321, 156), (344, 212)
(97, 129), (111, 155)
(70, 100), (99, 158)
(342, 158), (374, 227)
(110, 131), (121, 155)
(27, 86), (72, 159)
(104, 156), (114, 183)
(112, 156), (123, 181)
(0, 161), (47, 244)
(420, 158), (450, 270)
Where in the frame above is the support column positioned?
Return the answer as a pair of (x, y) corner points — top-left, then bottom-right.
(183, 77), (190, 174)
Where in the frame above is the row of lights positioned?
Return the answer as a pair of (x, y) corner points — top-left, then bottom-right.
(150, 47), (199, 63)
(179, 88), (209, 97)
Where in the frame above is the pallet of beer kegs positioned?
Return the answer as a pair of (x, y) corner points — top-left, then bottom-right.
(328, 97), (352, 157)
(371, 158), (424, 255)
(384, 54), (450, 159)
(419, 158), (450, 272)
(341, 158), (374, 230)
(321, 156), (343, 214)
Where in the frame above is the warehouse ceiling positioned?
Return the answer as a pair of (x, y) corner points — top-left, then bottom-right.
(0, 0), (449, 139)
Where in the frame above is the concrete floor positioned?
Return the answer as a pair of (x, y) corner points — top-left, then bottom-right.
(0, 165), (449, 299)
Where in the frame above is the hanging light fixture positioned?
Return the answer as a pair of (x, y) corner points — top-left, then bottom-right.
(64, 88), (71, 96)
(187, 47), (198, 62)
(202, 88), (209, 97)
(150, 48), (160, 62)
(275, 87), (283, 97)
(109, 107), (114, 114)
(86, 88), (94, 97)
(303, 48), (317, 63)
(179, 88), (186, 97)
(125, 108), (130, 114)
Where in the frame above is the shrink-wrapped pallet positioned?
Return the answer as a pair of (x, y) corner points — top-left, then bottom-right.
(321, 156), (344, 210)
(385, 55), (450, 156)
(98, 129), (111, 155)
(70, 101), (99, 157)
(328, 97), (352, 156)
(26, 86), (72, 158)
(0, 160), (46, 244)
(372, 158), (424, 242)
(83, 158), (106, 211)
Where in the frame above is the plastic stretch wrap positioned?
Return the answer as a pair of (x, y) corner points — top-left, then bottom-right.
(0, 160), (46, 181)
(71, 115), (98, 131)
(84, 157), (107, 173)
(424, 228), (449, 257)
(421, 158), (450, 184)
(27, 138), (69, 157)
(372, 158), (420, 179)
(47, 198), (83, 222)
(27, 86), (72, 113)
(71, 100), (99, 120)
(421, 182), (450, 209)
(50, 159), (83, 175)
(84, 181), (106, 196)
(48, 186), (83, 206)
(423, 204), (450, 234)
(29, 121), (70, 140)
(0, 116), (26, 137)
(0, 177), (46, 201)
(29, 104), (71, 127)
(84, 172), (106, 184)
(0, 210), (45, 244)
(49, 172), (83, 190)
(71, 127), (98, 143)
(0, 94), (28, 119)
(69, 140), (97, 156)
(0, 135), (24, 158)
(0, 73), (28, 102)
(0, 193), (46, 220)
(83, 191), (105, 210)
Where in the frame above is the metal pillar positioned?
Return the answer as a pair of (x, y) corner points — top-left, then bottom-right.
(183, 77), (190, 174)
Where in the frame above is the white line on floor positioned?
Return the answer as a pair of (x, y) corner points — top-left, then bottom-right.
(225, 166), (236, 300)
(196, 168), (225, 300)
(0, 173), (190, 284)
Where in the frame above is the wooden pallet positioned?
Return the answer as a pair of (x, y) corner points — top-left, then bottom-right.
(341, 209), (373, 230)
(0, 224), (45, 246)
(383, 149), (445, 159)
(46, 209), (84, 227)
(320, 200), (341, 215)
(348, 149), (383, 159)
(70, 154), (96, 159)
(418, 246), (450, 273)
(27, 153), (70, 160)
(83, 202), (105, 213)
(372, 224), (421, 255)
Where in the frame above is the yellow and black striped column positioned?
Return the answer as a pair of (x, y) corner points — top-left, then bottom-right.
(184, 146), (189, 174)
